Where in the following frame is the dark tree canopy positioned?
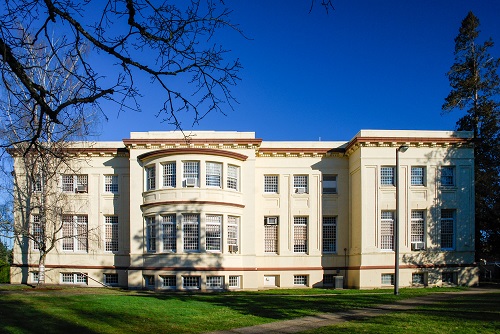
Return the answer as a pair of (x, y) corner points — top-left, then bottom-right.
(1, 0), (243, 148)
(443, 11), (500, 261)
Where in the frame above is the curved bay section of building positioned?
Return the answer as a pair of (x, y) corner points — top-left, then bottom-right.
(138, 148), (248, 208)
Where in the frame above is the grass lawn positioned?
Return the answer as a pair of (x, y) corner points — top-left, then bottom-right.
(0, 285), (498, 333)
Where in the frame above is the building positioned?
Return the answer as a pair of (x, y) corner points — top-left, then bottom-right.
(10, 130), (479, 289)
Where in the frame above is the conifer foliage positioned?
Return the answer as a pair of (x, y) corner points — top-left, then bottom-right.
(443, 11), (500, 261)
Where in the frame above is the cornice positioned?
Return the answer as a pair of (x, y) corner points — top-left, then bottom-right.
(256, 147), (345, 158)
(141, 200), (245, 210)
(137, 148), (248, 162)
(123, 138), (262, 150)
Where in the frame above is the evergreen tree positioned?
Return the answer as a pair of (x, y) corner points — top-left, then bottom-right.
(443, 11), (500, 261)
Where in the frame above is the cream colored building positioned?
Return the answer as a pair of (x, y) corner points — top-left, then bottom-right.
(11, 130), (478, 289)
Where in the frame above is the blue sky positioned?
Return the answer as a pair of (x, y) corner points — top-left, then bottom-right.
(96, 0), (500, 142)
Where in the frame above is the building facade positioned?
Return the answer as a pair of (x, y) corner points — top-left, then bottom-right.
(10, 130), (478, 289)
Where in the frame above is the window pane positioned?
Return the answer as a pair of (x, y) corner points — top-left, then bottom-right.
(146, 166), (156, 190)
(264, 175), (278, 193)
(183, 214), (199, 251)
(205, 215), (222, 251)
(441, 210), (455, 249)
(162, 215), (176, 252)
(411, 167), (424, 186)
(105, 175), (118, 193)
(206, 162), (222, 187)
(227, 165), (239, 190)
(183, 161), (199, 186)
(293, 216), (308, 253)
(411, 211), (424, 243)
(146, 216), (156, 252)
(381, 211), (394, 250)
(264, 217), (278, 253)
(441, 167), (454, 186)
(322, 216), (337, 253)
(227, 216), (239, 248)
(323, 174), (337, 194)
(293, 175), (308, 193)
(105, 216), (119, 252)
(162, 162), (176, 188)
(381, 167), (394, 186)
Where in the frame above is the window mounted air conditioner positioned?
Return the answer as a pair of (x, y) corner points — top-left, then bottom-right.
(185, 178), (197, 187)
(228, 245), (239, 253)
(76, 184), (87, 193)
(295, 187), (307, 194)
(411, 242), (426, 251)
(265, 217), (278, 225)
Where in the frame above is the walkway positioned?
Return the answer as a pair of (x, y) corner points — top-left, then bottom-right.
(206, 288), (498, 334)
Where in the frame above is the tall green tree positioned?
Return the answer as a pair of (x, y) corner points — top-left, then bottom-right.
(443, 11), (500, 261)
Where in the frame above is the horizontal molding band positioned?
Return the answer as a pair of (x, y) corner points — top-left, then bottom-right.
(141, 200), (245, 210)
(137, 148), (249, 161)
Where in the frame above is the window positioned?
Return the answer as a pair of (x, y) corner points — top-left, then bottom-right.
(162, 162), (176, 188)
(105, 216), (119, 252)
(205, 215), (222, 252)
(264, 175), (279, 193)
(294, 275), (308, 286)
(33, 174), (42, 192)
(32, 271), (39, 283)
(411, 211), (425, 244)
(182, 276), (200, 289)
(144, 275), (155, 289)
(380, 211), (394, 250)
(440, 209), (455, 249)
(161, 215), (176, 252)
(62, 215), (88, 252)
(381, 273), (394, 285)
(32, 215), (42, 250)
(206, 276), (224, 289)
(228, 276), (240, 288)
(322, 174), (337, 194)
(293, 216), (308, 253)
(412, 273), (424, 285)
(161, 275), (176, 288)
(146, 216), (156, 252)
(182, 214), (199, 251)
(206, 162), (222, 187)
(104, 175), (118, 193)
(62, 174), (88, 193)
(411, 167), (425, 186)
(322, 216), (337, 253)
(227, 165), (239, 190)
(293, 175), (308, 194)
(183, 161), (199, 187)
(264, 217), (278, 253)
(146, 166), (156, 191)
(62, 273), (88, 284)
(381, 167), (395, 186)
(440, 166), (455, 186)
(104, 273), (119, 286)
(227, 216), (239, 252)
(323, 274), (334, 287)
(442, 272), (456, 284)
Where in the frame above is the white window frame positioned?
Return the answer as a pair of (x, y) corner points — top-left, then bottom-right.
(228, 275), (240, 288)
(264, 216), (278, 253)
(182, 276), (200, 289)
(146, 166), (156, 191)
(410, 210), (425, 244)
(411, 167), (425, 186)
(182, 214), (200, 252)
(144, 275), (155, 289)
(62, 174), (88, 193)
(227, 165), (239, 191)
(61, 272), (88, 285)
(183, 161), (199, 187)
(206, 162), (222, 188)
(146, 216), (156, 252)
(381, 273), (394, 285)
(205, 215), (222, 252)
(104, 273), (119, 286)
(293, 216), (308, 253)
(62, 215), (88, 252)
(227, 216), (239, 253)
(322, 174), (337, 194)
(104, 216), (119, 252)
(264, 175), (278, 193)
(206, 276), (224, 289)
(380, 211), (394, 250)
(162, 162), (176, 188)
(293, 175), (308, 194)
(293, 275), (308, 286)
(322, 216), (337, 253)
(33, 173), (42, 192)
(380, 167), (395, 186)
(161, 275), (177, 289)
(440, 209), (455, 250)
(32, 214), (42, 250)
(440, 166), (455, 187)
(104, 175), (118, 193)
(412, 273), (425, 285)
(161, 214), (176, 252)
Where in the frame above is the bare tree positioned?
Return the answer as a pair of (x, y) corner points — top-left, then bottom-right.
(1, 33), (98, 285)
(1, 0), (244, 147)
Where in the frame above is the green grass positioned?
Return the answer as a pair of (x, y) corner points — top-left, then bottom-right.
(0, 285), (497, 333)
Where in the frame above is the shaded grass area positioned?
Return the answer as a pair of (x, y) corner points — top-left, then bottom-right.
(304, 292), (500, 334)
(0, 285), (488, 333)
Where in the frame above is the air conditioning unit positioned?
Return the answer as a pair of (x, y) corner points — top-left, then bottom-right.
(228, 245), (239, 253)
(411, 242), (426, 251)
(76, 184), (87, 193)
(295, 187), (307, 194)
(185, 178), (197, 187)
(265, 217), (278, 225)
